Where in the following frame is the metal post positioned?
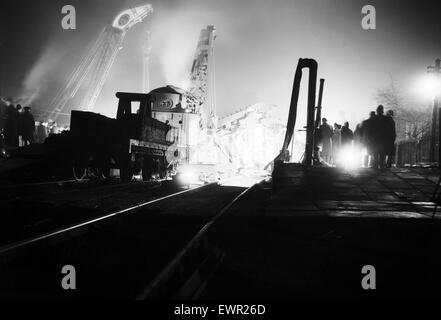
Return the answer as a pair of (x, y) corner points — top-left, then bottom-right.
(430, 100), (437, 162)
(313, 79), (325, 159)
(315, 79), (325, 130)
(428, 59), (441, 164)
(437, 60), (441, 167)
(277, 58), (318, 166)
(305, 62), (318, 166)
(0, 42), (3, 98)
(142, 30), (152, 93)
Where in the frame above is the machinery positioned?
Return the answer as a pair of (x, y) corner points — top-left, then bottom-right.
(47, 92), (178, 182)
(188, 25), (217, 133)
(47, 4), (154, 122)
(274, 58), (325, 167)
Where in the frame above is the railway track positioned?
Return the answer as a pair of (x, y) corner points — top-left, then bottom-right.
(0, 177), (164, 201)
(0, 183), (210, 255)
(0, 180), (260, 299)
(0, 178), (173, 245)
(0, 178), (90, 188)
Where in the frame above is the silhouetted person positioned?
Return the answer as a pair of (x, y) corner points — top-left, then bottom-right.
(361, 111), (376, 167)
(371, 105), (389, 169)
(49, 121), (59, 134)
(318, 117), (333, 163)
(35, 121), (48, 143)
(332, 123), (342, 165)
(0, 98), (6, 139)
(354, 123), (363, 146)
(21, 107), (35, 145)
(385, 110), (397, 168)
(16, 104), (24, 146)
(340, 122), (353, 147)
(353, 123), (364, 166)
(354, 123), (362, 147)
(4, 98), (19, 148)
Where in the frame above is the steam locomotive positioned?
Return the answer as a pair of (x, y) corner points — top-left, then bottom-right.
(46, 92), (179, 182)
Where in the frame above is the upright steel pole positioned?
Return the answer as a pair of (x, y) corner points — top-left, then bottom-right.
(305, 61), (318, 166)
(312, 79), (325, 163)
(436, 59), (441, 167)
(428, 59), (441, 164)
(430, 101), (436, 162)
(315, 79), (325, 130)
(278, 58), (317, 166)
(142, 30), (152, 93)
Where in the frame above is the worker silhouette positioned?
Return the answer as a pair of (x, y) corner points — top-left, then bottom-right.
(16, 104), (24, 146)
(340, 122), (353, 148)
(332, 123), (342, 165)
(318, 117), (333, 163)
(385, 110), (397, 168)
(371, 105), (389, 169)
(361, 111), (376, 167)
(4, 98), (19, 148)
(21, 106), (35, 145)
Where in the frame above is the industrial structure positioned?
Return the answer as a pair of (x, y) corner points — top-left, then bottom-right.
(47, 4), (154, 122)
(217, 103), (286, 171)
(188, 25), (217, 134)
(149, 25), (218, 166)
(149, 85), (200, 165)
(147, 24), (288, 173)
(44, 11), (285, 176)
(142, 30), (152, 93)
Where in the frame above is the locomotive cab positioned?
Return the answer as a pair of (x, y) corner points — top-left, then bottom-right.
(68, 92), (177, 182)
(115, 92), (152, 138)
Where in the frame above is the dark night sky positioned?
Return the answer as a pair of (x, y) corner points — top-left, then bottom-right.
(2, 0), (441, 126)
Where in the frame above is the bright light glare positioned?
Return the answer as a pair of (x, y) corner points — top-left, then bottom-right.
(337, 146), (361, 170)
(415, 74), (441, 98)
(361, 147), (368, 157)
(178, 167), (196, 185)
(0, 148), (8, 159)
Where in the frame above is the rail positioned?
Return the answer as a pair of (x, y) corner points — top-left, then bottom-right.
(0, 182), (215, 256)
(137, 180), (265, 299)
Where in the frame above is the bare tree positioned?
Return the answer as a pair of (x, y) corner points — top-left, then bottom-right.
(376, 77), (431, 142)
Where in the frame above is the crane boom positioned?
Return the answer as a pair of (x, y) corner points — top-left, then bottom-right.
(48, 3), (153, 122)
(188, 25), (217, 132)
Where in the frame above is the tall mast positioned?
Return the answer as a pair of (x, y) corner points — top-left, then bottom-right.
(47, 3), (153, 122)
(142, 30), (152, 93)
(189, 25), (217, 132)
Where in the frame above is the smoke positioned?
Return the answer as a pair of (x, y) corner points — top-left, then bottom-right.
(19, 43), (64, 106)
(150, 7), (201, 90)
(19, 43), (65, 107)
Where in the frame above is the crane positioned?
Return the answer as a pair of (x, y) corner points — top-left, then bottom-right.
(48, 4), (153, 122)
(188, 25), (217, 133)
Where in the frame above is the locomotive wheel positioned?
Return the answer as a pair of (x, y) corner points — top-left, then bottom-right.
(94, 155), (112, 181)
(119, 155), (133, 183)
(72, 165), (87, 181)
(154, 158), (161, 178)
(159, 159), (167, 179)
(120, 165), (133, 183)
(72, 152), (89, 181)
(99, 166), (111, 181)
(99, 160), (111, 181)
(142, 157), (153, 181)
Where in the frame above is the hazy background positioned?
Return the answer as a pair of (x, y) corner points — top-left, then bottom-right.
(2, 0), (441, 128)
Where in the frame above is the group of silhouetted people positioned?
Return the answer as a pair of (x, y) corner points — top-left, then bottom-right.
(361, 105), (396, 169)
(317, 105), (396, 169)
(0, 97), (36, 148)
